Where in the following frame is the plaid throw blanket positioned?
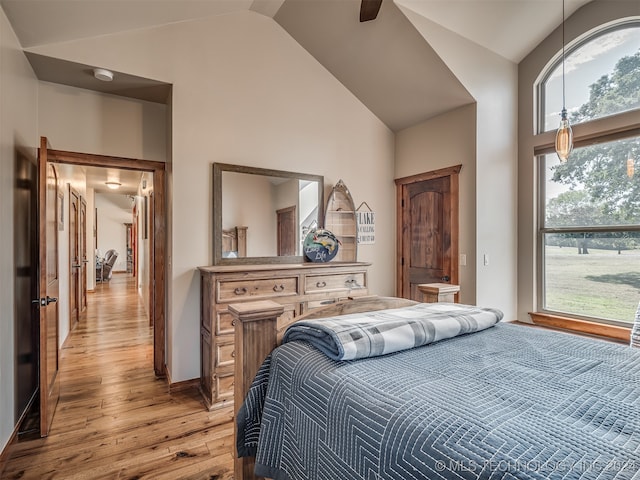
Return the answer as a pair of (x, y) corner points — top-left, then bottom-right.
(282, 302), (503, 360)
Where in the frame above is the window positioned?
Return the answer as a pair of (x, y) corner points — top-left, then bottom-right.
(540, 136), (640, 325)
(537, 21), (640, 327)
(539, 22), (640, 133)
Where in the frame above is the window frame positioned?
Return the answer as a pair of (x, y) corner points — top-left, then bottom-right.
(536, 19), (640, 135)
(536, 132), (640, 328)
(534, 19), (640, 328)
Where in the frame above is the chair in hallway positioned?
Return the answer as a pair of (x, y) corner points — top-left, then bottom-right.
(96, 249), (118, 282)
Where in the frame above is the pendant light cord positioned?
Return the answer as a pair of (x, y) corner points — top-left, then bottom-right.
(562, 0), (566, 115)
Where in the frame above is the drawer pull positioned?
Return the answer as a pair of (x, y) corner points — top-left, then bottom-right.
(316, 281), (327, 288)
(231, 319), (236, 327)
(234, 287), (248, 295)
(320, 299), (337, 306)
(231, 350), (236, 358)
(345, 278), (360, 288)
(273, 284), (285, 292)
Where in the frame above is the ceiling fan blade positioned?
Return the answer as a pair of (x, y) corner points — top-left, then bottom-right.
(360, 0), (382, 22)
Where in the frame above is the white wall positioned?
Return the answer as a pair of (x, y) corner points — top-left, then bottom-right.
(96, 193), (133, 273)
(221, 174), (302, 257)
(137, 174), (152, 311)
(397, 4), (519, 319)
(57, 183), (70, 346)
(27, 12), (396, 383)
(395, 104), (477, 305)
(86, 187), (96, 290)
(222, 172), (278, 257)
(0, 4), (39, 456)
(38, 81), (167, 161)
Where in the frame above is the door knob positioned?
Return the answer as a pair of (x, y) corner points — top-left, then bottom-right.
(32, 296), (58, 306)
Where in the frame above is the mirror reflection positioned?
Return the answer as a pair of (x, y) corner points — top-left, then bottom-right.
(213, 163), (324, 265)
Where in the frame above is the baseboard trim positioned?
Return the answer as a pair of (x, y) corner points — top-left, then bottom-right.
(169, 378), (200, 393)
(164, 365), (199, 393)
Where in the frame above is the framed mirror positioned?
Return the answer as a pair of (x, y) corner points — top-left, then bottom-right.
(213, 163), (324, 265)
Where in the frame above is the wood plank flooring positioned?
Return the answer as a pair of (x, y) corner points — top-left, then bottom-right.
(3, 275), (234, 480)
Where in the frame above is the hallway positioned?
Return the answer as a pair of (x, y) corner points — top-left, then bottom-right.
(4, 275), (234, 479)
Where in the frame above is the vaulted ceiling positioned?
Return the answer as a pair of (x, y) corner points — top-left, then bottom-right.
(1, 0), (592, 131)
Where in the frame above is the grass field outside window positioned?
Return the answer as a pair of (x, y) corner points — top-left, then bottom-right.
(544, 245), (640, 324)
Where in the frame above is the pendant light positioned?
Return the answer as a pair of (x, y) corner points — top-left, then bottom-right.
(555, 0), (573, 162)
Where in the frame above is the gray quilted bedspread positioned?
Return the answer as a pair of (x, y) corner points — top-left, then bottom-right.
(237, 323), (640, 480)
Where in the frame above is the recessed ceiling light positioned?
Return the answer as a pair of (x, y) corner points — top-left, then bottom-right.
(94, 68), (114, 82)
(105, 181), (121, 189)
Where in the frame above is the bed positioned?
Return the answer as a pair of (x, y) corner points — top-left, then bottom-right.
(230, 297), (640, 480)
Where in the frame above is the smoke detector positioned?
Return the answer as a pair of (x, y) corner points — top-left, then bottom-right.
(93, 68), (114, 82)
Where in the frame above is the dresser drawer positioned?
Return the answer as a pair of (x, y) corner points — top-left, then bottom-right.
(276, 308), (298, 343)
(305, 272), (366, 294)
(306, 298), (341, 310)
(218, 277), (298, 302)
(215, 336), (235, 368)
(215, 310), (235, 335)
(215, 374), (234, 401)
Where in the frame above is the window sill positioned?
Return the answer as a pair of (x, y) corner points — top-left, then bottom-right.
(528, 312), (631, 344)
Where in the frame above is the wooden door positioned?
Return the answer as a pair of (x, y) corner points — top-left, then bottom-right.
(69, 188), (80, 330)
(80, 197), (88, 318)
(395, 165), (460, 301)
(38, 137), (60, 436)
(276, 206), (296, 256)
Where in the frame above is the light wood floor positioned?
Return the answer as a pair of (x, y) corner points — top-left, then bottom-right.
(4, 275), (234, 480)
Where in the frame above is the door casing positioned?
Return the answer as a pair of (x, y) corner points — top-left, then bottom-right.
(44, 143), (167, 377)
(395, 165), (461, 300)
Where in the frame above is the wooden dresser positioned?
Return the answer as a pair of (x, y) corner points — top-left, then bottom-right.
(198, 262), (370, 410)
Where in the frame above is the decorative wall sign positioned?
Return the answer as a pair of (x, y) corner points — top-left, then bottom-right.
(303, 229), (340, 263)
(356, 202), (375, 245)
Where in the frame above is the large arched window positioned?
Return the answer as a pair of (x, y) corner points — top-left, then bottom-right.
(536, 20), (640, 327)
(538, 21), (640, 133)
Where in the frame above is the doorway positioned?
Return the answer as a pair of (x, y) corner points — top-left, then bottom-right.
(43, 144), (167, 381)
(395, 165), (461, 301)
(277, 206), (297, 256)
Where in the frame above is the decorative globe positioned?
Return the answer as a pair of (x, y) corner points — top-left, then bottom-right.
(303, 229), (340, 263)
